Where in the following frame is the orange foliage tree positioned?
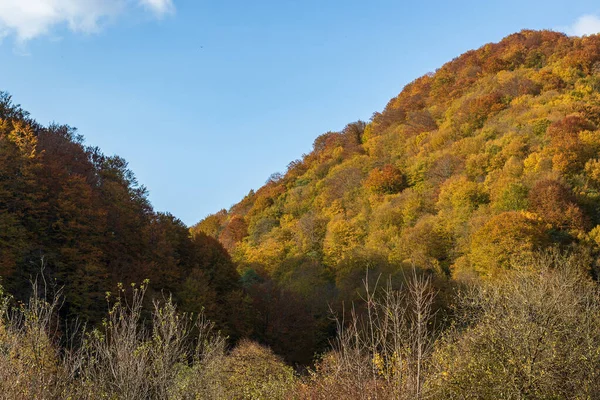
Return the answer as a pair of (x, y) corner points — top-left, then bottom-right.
(365, 164), (406, 194)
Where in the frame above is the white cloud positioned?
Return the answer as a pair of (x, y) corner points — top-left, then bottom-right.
(564, 14), (600, 37)
(0, 0), (175, 42)
(139, 0), (174, 16)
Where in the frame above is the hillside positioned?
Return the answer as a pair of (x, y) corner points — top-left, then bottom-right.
(3, 29), (600, 398)
(0, 96), (243, 337)
(193, 29), (600, 360)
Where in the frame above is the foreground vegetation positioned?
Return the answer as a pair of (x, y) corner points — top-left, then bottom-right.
(2, 250), (599, 399)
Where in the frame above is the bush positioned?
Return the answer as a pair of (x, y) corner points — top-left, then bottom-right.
(0, 279), (226, 400)
(0, 283), (69, 399)
(301, 271), (437, 400)
(428, 251), (600, 399)
(219, 340), (297, 399)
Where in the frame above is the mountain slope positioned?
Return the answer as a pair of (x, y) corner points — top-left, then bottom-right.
(192, 30), (600, 359)
(0, 94), (243, 337)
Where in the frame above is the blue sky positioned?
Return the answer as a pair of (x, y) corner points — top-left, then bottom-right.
(1, 0), (599, 226)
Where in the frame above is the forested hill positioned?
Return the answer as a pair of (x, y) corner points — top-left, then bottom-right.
(4, 28), (600, 397)
(193, 29), (600, 358)
(5, 29), (600, 368)
(0, 96), (243, 337)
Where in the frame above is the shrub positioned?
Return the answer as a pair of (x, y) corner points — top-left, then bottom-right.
(428, 251), (600, 399)
(301, 271), (437, 400)
(218, 340), (297, 400)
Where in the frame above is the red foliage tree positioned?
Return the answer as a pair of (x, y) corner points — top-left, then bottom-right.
(528, 179), (587, 230)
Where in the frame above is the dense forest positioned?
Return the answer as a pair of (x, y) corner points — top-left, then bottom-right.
(0, 93), (244, 339)
(3, 29), (600, 398)
(193, 29), (600, 362)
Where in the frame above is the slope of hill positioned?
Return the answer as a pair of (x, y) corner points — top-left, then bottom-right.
(192, 29), (600, 360)
(3, 29), (600, 397)
(4, 29), (600, 367)
(0, 95), (243, 337)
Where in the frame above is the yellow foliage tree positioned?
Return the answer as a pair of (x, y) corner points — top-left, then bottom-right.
(468, 211), (548, 278)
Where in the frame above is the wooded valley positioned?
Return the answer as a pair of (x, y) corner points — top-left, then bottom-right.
(3, 29), (600, 398)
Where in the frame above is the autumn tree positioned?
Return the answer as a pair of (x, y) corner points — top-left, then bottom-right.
(547, 114), (596, 174)
(528, 178), (587, 231)
(467, 211), (549, 278)
(365, 164), (406, 195)
(219, 215), (248, 252)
